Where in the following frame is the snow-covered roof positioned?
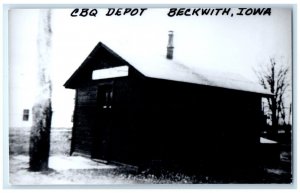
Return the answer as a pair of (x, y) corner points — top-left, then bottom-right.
(106, 43), (271, 95)
(65, 42), (271, 95)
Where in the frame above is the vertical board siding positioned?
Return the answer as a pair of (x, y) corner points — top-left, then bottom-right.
(72, 86), (98, 156)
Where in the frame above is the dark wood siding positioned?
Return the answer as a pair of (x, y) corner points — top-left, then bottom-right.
(92, 72), (147, 165)
(72, 86), (98, 156)
(107, 78), (132, 163)
(70, 71), (264, 173)
(121, 77), (263, 171)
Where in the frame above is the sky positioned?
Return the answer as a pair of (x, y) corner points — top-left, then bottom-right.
(9, 8), (292, 128)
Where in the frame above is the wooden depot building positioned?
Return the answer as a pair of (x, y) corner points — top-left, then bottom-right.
(64, 31), (271, 174)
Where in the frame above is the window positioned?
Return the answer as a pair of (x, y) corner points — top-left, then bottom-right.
(98, 85), (113, 110)
(23, 109), (29, 121)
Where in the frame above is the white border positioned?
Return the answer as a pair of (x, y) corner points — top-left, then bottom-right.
(1, 0), (298, 192)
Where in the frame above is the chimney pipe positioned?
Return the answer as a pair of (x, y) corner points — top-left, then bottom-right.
(166, 30), (174, 59)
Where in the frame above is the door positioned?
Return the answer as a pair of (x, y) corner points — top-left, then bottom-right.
(92, 84), (113, 161)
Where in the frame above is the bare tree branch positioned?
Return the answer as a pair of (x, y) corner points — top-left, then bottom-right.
(254, 57), (291, 136)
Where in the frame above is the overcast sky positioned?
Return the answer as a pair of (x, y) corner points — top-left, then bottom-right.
(9, 8), (292, 128)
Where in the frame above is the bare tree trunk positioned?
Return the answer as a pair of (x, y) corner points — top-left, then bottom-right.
(271, 96), (278, 138)
(254, 57), (290, 140)
(29, 10), (52, 171)
(29, 100), (52, 171)
(268, 58), (278, 138)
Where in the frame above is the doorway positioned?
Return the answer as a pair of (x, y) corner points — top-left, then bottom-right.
(92, 84), (113, 161)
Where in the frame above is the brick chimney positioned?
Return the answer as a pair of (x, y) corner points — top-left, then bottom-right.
(166, 30), (174, 59)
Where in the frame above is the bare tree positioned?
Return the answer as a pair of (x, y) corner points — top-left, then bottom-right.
(29, 10), (53, 171)
(255, 57), (291, 137)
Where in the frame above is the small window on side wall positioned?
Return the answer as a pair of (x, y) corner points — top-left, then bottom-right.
(23, 109), (29, 121)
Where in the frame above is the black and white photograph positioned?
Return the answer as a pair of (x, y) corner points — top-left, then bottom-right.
(7, 6), (293, 185)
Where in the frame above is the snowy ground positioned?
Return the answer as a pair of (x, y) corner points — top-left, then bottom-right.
(8, 127), (293, 185)
(9, 155), (196, 185)
(8, 128), (194, 185)
(9, 154), (292, 185)
(9, 155), (133, 185)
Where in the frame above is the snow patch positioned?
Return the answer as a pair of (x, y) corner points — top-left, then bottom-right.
(260, 137), (277, 144)
(49, 155), (116, 170)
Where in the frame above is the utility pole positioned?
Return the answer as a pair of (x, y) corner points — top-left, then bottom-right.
(29, 9), (53, 171)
